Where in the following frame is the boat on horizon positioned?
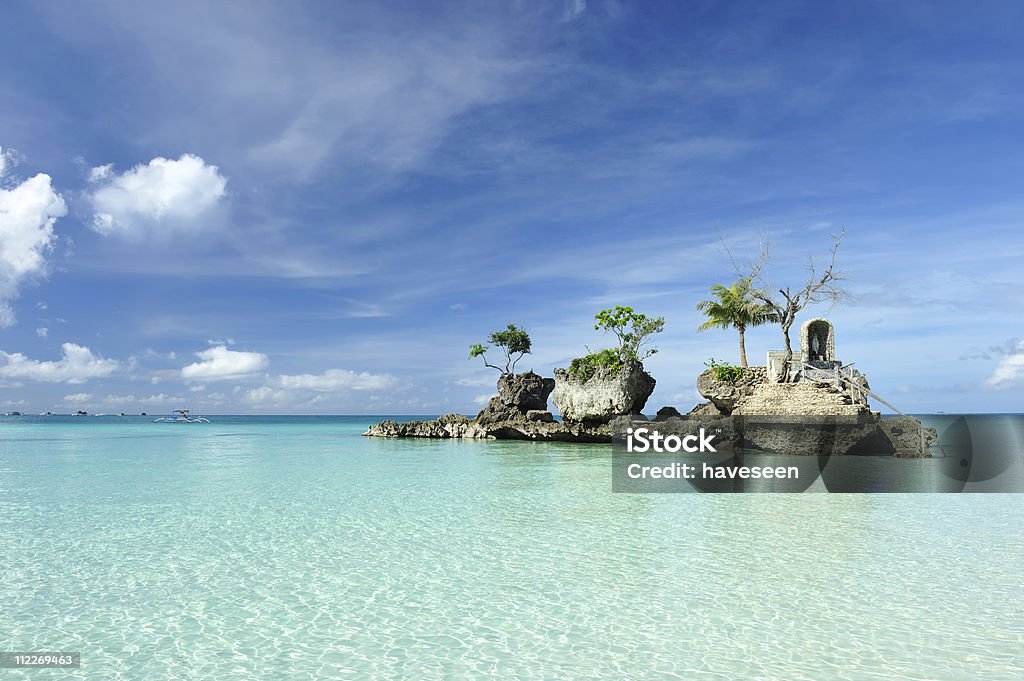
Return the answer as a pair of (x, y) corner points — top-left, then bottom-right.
(153, 408), (210, 424)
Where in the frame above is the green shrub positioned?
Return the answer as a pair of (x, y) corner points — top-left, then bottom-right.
(705, 357), (745, 383)
(568, 348), (624, 382)
(593, 306), (665, 362)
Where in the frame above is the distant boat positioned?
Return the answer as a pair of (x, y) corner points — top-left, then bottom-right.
(153, 408), (210, 424)
(5, 411), (22, 416)
(73, 411), (88, 416)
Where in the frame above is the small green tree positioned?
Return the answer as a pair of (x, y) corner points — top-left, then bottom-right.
(469, 324), (532, 375)
(696, 276), (779, 368)
(594, 306), (665, 362)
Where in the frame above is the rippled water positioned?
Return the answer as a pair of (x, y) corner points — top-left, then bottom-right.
(1, 416), (1022, 679)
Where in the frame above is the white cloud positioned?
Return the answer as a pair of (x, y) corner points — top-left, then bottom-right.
(473, 393), (494, 405)
(0, 153), (68, 325)
(88, 163), (113, 182)
(88, 154), (227, 237)
(101, 394), (135, 404)
(63, 393), (93, 403)
(986, 340), (1024, 388)
(0, 343), (120, 384)
(138, 393), (187, 405)
(277, 368), (396, 392)
(243, 386), (290, 405)
(35, 327), (47, 338)
(181, 344), (268, 381)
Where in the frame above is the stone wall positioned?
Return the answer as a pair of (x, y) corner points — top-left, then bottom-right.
(732, 381), (872, 416)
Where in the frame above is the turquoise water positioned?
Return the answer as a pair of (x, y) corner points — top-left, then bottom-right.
(2, 416), (1022, 679)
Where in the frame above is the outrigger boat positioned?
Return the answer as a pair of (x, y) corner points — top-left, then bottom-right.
(153, 408), (210, 423)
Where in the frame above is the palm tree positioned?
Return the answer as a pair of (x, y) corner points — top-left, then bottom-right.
(696, 277), (779, 367)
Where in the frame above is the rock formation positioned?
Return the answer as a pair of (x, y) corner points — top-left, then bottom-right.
(366, 313), (938, 456)
(695, 367), (767, 413)
(680, 364), (935, 457)
(364, 371), (610, 442)
(475, 372), (555, 425)
(654, 406), (682, 421)
(365, 413), (487, 439)
(551, 359), (655, 424)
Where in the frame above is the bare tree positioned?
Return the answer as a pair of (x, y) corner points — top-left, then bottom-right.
(739, 229), (850, 381)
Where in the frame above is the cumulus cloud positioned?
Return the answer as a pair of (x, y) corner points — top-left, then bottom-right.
(986, 340), (1024, 388)
(180, 344), (268, 381)
(36, 327), (47, 338)
(63, 393), (93, 403)
(0, 343), (120, 384)
(88, 154), (227, 237)
(0, 150), (68, 326)
(277, 368), (396, 391)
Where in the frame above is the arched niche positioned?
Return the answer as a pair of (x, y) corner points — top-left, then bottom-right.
(800, 318), (835, 364)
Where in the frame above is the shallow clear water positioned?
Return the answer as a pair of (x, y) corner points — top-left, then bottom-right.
(1, 416), (1022, 679)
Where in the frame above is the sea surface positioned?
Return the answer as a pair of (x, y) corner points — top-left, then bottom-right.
(1, 415), (1022, 680)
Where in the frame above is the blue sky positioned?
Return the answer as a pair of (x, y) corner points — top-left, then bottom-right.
(1, 0), (1022, 415)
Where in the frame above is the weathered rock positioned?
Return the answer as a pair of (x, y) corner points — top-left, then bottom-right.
(840, 373), (871, 406)
(364, 371), (612, 442)
(364, 413), (488, 439)
(482, 420), (611, 442)
(552, 360), (655, 424)
(739, 415), (886, 455)
(687, 401), (723, 417)
(879, 415), (938, 458)
(365, 413), (611, 442)
(475, 371), (555, 425)
(696, 366), (768, 414)
(655, 406), (682, 421)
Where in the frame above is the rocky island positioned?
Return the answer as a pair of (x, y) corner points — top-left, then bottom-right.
(364, 362), (653, 442)
(365, 315), (937, 458)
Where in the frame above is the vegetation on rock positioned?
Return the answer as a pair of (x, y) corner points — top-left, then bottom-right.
(593, 306), (665, 362)
(696, 276), (778, 367)
(567, 348), (623, 382)
(704, 357), (745, 383)
(469, 324), (532, 375)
